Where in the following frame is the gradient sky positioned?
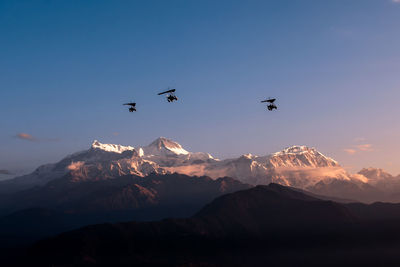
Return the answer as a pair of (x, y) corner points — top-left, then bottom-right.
(1, 0), (400, 177)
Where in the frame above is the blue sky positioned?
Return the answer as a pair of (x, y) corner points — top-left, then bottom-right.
(1, 0), (400, 176)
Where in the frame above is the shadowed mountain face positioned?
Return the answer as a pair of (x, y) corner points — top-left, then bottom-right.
(192, 184), (356, 236)
(0, 173), (249, 215)
(24, 184), (400, 266)
(0, 173), (250, 250)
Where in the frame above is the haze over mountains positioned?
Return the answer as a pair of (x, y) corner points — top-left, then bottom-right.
(2, 137), (400, 202)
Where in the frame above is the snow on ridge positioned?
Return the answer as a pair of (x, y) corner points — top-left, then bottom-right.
(273, 145), (316, 156)
(145, 137), (189, 155)
(167, 146), (189, 155)
(241, 153), (256, 159)
(91, 140), (135, 154)
(272, 145), (339, 165)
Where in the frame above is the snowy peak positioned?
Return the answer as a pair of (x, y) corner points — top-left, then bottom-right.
(144, 137), (189, 156)
(358, 168), (393, 182)
(240, 154), (256, 160)
(274, 145), (322, 156)
(268, 145), (339, 168)
(91, 140), (136, 154)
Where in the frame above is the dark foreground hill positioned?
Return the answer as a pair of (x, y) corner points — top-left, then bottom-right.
(23, 184), (400, 266)
(0, 173), (250, 250)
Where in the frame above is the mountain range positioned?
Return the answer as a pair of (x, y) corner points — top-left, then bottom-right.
(2, 138), (400, 265)
(2, 137), (400, 202)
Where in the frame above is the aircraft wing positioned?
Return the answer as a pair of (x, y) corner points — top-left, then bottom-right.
(158, 89), (176, 95)
(123, 102), (136, 106)
(261, 98), (276, 103)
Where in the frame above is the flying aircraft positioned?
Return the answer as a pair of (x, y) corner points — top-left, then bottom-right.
(158, 88), (178, 102)
(261, 98), (277, 111)
(123, 102), (136, 112)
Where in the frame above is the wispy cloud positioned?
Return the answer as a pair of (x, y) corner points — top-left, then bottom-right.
(357, 144), (373, 152)
(14, 133), (59, 142)
(15, 133), (37, 142)
(354, 137), (366, 142)
(392, 0), (400, 3)
(344, 143), (374, 155)
(344, 148), (357, 155)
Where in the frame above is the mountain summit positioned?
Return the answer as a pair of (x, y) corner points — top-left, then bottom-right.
(91, 140), (136, 154)
(269, 145), (339, 168)
(143, 137), (189, 156)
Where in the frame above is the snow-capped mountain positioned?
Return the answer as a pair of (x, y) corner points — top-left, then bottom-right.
(1, 137), (398, 202)
(91, 140), (137, 154)
(358, 168), (394, 184)
(265, 145), (339, 168)
(141, 137), (214, 167)
(357, 167), (400, 194)
(0, 138), (215, 192)
(169, 145), (364, 190)
(143, 137), (189, 156)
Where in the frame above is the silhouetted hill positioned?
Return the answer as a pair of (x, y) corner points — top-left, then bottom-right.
(193, 184), (356, 236)
(24, 184), (384, 266)
(0, 173), (249, 215)
(0, 173), (249, 250)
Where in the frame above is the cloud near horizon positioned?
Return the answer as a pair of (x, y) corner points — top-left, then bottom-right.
(15, 133), (37, 142)
(344, 144), (374, 155)
(357, 144), (373, 152)
(343, 148), (357, 155)
(354, 137), (366, 142)
(14, 133), (60, 142)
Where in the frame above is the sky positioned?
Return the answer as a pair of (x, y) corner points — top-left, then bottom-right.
(1, 0), (400, 177)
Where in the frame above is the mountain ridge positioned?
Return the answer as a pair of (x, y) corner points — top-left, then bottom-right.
(1, 137), (399, 202)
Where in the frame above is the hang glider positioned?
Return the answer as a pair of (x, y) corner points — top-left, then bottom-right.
(261, 98), (276, 104)
(123, 102), (137, 112)
(261, 98), (277, 111)
(158, 89), (176, 95)
(158, 88), (178, 102)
